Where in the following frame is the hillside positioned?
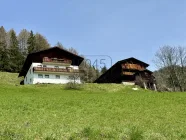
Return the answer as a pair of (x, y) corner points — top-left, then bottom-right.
(0, 72), (21, 85)
(0, 72), (186, 140)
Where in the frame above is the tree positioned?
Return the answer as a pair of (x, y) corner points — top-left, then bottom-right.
(6, 30), (11, 49)
(81, 63), (97, 83)
(18, 29), (30, 57)
(154, 46), (186, 91)
(0, 26), (11, 71)
(95, 67), (100, 79)
(27, 30), (36, 53)
(0, 26), (7, 53)
(101, 66), (107, 74)
(65, 70), (82, 89)
(0, 26), (7, 46)
(56, 42), (65, 49)
(66, 47), (99, 82)
(35, 33), (50, 51)
(154, 46), (178, 91)
(69, 71), (81, 84)
(9, 29), (24, 72)
(176, 47), (186, 91)
(0, 49), (10, 71)
(68, 47), (78, 55)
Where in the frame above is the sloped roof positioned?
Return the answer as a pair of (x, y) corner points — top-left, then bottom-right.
(18, 47), (84, 77)
(118, 57), (149, 67)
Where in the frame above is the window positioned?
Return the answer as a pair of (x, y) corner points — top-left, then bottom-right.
(38, 74), (43, 78)
(30, 69), (31, 74)
(52, 58), (57, 60)
(37, 65), (42, 67)
(43, 65), (47, 68)
(67, 67), (72, 72)
(26, 77), (27, 81)
(30, 78), (32, 83)
(56, 75), (60, 79)
(55, 66), (59, 68)
(58, 59), (64, 62)
(45, 75), (49, 78)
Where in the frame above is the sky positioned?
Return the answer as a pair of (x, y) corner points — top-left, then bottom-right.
(0, 0), (186, 71)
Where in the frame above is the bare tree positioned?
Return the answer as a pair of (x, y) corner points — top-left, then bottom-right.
(56, 42), (65, 49)
(68, 71), (80, 85)
(35, 33), (50, 51)
(68, 47), (78, 55)
(175, 46), (186, 91)
(65, 70), (82, 89)
(154, 46), (186, 91)
(18, 29), (30, 57)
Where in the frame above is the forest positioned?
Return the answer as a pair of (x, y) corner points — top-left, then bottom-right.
(0, 26), (50, 73)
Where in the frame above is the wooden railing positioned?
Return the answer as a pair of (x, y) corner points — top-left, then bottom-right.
(33, 67), (79, 73)
(122, 63), (145, 71)
(43, 57), (72, 64)
(123, 72), (135, 75)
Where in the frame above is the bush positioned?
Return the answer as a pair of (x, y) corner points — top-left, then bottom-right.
(65, 82), (83, 90)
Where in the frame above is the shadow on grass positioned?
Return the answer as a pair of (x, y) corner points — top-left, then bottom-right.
(45, 136), (56, 140)
(0, 129), (24, 140)
(129, 126), (143, 140)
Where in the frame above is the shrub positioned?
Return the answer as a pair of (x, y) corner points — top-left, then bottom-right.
(65, 82), (83, 90)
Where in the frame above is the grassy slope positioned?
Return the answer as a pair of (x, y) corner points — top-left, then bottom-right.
(0, 72), (186, 140)
(0, 72), (20, 85)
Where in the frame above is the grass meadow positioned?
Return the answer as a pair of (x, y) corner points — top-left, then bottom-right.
(0, 72), (186, 139)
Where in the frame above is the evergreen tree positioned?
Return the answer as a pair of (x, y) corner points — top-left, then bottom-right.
(0, 48), (10, 71)
(101, 66), (107, 74)
(95, 67), (100, 79)
(0, 26), (11, 71)
(9, 29), (23, 72)
(0, 26), (7, 53)
(92, 66), (100, 80)
(0, 26), (7, 45)
(27, 30), (36, 53)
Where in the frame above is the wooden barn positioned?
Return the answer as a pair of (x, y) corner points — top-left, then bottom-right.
(94, 57), (156, 90)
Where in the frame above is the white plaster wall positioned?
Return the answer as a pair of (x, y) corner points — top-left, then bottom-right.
(33, 73), (81, 84)
(122, 82), (135, 85)
(24, 63), (34, 84)
(24, 63), (80, 85)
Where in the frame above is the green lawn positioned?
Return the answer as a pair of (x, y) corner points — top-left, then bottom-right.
(0, 72), (186, 140)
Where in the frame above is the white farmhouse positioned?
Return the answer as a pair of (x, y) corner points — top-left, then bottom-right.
(18, 47), (84, 85)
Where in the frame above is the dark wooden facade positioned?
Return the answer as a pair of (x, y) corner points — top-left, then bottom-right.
(94, 57), (155, 89)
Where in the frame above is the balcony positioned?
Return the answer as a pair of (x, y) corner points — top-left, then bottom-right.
(123, 71), (135, 76)
(122, 63), (145, 71)
(42, 57), (72, 66)
(33, 67), (79, 74)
